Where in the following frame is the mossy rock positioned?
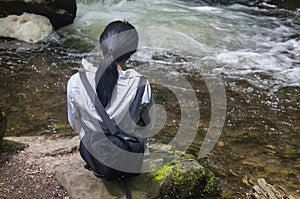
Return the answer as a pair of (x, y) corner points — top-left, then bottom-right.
(152, 153), (218, 199)
(0, 139), (27, 151)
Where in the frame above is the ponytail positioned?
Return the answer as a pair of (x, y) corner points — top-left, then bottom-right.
(95, 20), (138, 107)
(95, 52), (119, 107)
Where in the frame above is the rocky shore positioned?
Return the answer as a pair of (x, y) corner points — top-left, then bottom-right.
(1, 135), (218, 199)
(0, 146), (69, 199)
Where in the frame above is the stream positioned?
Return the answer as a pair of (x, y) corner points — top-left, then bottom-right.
(0, 0), (299, 197)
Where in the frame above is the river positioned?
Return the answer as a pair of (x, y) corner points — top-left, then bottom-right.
(0, 0), (299, 197)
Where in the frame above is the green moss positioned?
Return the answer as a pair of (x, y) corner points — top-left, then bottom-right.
(152, 163), (175, 182)
(170, 164), (185, 183)
(180, 152), (196, 161)
(51, 123), (70, 131)
(152, 152), (218, 198)
(1, 139), (26, 150)
(194, 167), (216, 193)
(167, 150), (197, 161)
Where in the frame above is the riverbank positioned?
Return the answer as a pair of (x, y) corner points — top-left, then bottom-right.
(1, 134), (219, 199)
(1, 135), (297, 199)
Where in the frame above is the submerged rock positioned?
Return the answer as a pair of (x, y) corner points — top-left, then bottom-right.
(0, 13), (53, 43)
(0, 0), (76, 29)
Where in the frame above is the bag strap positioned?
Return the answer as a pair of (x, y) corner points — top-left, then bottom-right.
(80, 71), (145, 199)
(123, 178), (132, 199)
(79, 71), (119, 135)
(79, 71), (146, 137)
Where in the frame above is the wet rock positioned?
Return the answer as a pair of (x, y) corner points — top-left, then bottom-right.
(0, 108), (7, 147)
(266, 0), (300, 10)
(0, 13), (53, 43)
(246, 178), (296, 199)
(202, 0), (300, 10)
(0, 0), (77, 29)
(152, 153), (217, 198)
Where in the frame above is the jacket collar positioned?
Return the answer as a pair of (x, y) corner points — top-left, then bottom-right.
(82, 58), (97, 73)
(81, 58), (143, 79)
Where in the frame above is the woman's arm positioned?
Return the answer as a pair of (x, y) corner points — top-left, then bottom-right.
(67, 75), (77, 130)
(138, 81), (156, 136)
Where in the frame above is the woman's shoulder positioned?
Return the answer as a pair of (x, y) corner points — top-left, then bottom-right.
(67, 72), (79, 86)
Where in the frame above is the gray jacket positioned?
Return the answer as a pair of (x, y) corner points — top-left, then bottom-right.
(67, 59), (156, 140)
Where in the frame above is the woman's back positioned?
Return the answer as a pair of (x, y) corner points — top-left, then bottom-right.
(67, 58), (153, 138)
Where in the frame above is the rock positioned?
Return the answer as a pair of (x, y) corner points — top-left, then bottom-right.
(152, 153), (217, 198)
(0, 0), (77, 29)
(246, 178), (296, 199)
(0, 139), (27, 151)
(0, 13), (53, 43)
(265, 0), (300, 10)
(202, 0), (300, 10)
(0, 109), (7, 147)
(5, 135), (218, 199)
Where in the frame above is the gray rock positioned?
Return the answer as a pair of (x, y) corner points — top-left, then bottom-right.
(151, 153), (217, 198)
(0, 0), (76, 29)
(6, 135), (217, 199)
(0, 13), (53, 43)
(246, 178), (296, 199)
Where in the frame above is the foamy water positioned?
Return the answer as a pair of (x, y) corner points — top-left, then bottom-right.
(70, 0), (300, 92)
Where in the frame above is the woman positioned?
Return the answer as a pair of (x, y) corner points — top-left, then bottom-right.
(67, 20), (155, 176)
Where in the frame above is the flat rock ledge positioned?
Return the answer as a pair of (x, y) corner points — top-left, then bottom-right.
(4, 136), (217, 199)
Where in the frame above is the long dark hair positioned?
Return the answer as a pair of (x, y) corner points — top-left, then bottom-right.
(95, 21), (139, 107)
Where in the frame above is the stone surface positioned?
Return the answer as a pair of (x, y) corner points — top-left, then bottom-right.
(0, 109), (7, 147)
(0, 0), (77, 29)
(0, 13), (53, 43)
(5, 135), (217, 199)
(246, 178), (296, 199)
(152, 153), (217, 198)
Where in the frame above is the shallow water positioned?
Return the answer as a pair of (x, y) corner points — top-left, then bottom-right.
(0, 0), (299, 197)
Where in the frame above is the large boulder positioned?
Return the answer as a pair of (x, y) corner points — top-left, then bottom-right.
(0, 0), (77, 29)
(150, 153), (217, 198)
(0, 13), (53, 43)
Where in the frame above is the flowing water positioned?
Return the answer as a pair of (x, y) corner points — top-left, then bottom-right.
(0, 0), (299, 197)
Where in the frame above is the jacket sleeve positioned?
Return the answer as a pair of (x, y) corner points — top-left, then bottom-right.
(67, 75), (77, 130)
(137, 80), (156, 137)
(139, 94), (156, 135)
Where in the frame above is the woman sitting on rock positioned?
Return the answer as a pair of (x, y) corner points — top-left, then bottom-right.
(67, 20), (155, 179)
